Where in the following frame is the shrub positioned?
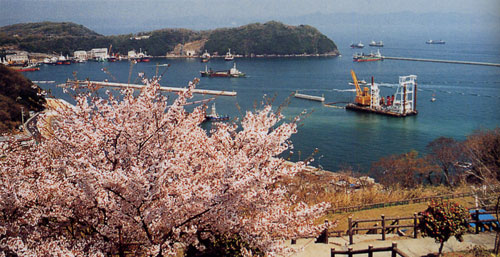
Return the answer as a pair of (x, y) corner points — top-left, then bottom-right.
(419, 200), (470, 256)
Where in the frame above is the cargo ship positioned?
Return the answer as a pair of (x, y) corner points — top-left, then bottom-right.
(10, 63), (40, 72)
(345, 70), (418, 117)
(350, 42), (365, 48)
(353, 50), (382, 62)
(369, 40), (384, 47)
(200, 63), (245, 78)
(426, 40), (445, 44)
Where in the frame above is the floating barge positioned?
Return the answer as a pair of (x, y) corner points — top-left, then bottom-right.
(294, 91), (325, 102)
(346, 70), (418, 117)
(345, 103), (417, 117)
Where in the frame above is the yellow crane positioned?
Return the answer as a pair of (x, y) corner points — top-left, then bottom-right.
(350, 69), (371, 106)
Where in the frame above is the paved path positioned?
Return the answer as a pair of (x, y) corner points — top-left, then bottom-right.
(287, 232), (497, 257)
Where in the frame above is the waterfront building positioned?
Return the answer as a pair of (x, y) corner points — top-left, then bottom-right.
(73, 51), (88, 61)
(89, 48), (109, 61)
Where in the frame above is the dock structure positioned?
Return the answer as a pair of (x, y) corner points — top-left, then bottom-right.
(383, 56), (500, 67)
(294, 91), (325, 102)
(66, 80), (237, 96)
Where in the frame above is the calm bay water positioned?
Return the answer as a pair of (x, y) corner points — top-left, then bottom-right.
(23, 40), (500, 172)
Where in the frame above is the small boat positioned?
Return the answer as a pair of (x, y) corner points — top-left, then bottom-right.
(130, 49), (151, 62)
(430, 97), (436, 102)
(56, 54), (71, 65)
(369, 40), (384, 47)
(224, 48), (234, 61)
(200, 63), (245, 78)
(43, 57), (57, 65)
(349, 79), (367, 86)
(353, 49), (383, 62)
(201, 50), (211, 62)
(426, 40), (445, 44)
(204, 103), (229, 122)
(350, 42), (364, 48)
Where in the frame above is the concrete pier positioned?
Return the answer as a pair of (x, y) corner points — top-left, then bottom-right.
(67, 80), (237, 96)
(383, 56), (500, 67)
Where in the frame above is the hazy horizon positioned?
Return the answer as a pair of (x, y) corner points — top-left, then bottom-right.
(1, 0), (499, 44)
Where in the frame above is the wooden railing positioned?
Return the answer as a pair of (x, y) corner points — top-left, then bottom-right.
(346, 208), (499, 244)
(331, 242), (409, 257)
(348, 213), (419, 244)
(327, 192), (472, 214)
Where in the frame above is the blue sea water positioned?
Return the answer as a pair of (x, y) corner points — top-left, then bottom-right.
(23, 40), (500, 172)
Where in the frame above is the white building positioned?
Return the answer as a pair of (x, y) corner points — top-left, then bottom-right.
(73, 50), (88, 61)
(89, 48), (108, 60)
(6, 52), (29, 64)
(128, 50), (137, 59)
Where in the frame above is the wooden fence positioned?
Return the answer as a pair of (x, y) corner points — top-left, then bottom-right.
(347, 208), (499, 244)
(327, 192), (472, 214)
(331, 242), (409, 257)
(348, 213), (419, 244)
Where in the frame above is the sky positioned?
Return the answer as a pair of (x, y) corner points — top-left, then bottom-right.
(1, 0), (499, 41)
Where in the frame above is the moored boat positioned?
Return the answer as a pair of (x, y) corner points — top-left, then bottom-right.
(11, 63), (40, 72)
(204, 103), (229, 122)
(224, 48), (234, 61)
(201, 50), (211, 62)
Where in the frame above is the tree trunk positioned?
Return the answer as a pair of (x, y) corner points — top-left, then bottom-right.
(438, 241), (445, 256)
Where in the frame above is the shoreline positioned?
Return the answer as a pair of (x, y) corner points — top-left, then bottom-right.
(165, 52), (340, 59)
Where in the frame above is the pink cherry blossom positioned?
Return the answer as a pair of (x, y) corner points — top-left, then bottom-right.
(0, 78), (330, 256)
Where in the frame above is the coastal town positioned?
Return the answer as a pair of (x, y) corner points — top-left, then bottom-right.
(1, 43), (338, 71)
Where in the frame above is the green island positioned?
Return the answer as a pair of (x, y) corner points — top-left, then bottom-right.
(0, 21), (339, 57)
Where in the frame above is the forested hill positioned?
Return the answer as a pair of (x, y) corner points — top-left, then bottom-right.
(0, 21), (338, 56)
(0, 65), (46, 133)
(204, 21), (338, 55)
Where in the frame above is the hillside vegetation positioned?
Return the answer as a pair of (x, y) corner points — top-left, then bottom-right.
(0, 65), (46, 133)
(0, 21), (338, 56)
(205, 21), (338, 55)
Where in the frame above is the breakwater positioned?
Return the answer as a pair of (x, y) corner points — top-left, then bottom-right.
(383, 56), (500, 67)
(66, 80), (237, 96)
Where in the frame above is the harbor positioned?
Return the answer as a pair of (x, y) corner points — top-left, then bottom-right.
(20, 44), (500, 172)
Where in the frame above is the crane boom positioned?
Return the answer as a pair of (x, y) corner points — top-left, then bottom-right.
(350, 69), (363, 96)
(350, 69), (371, 106)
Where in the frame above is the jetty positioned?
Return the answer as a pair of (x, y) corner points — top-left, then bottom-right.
(383, 56), (500, 67)
(66, 80), (237, 96)
(294, 91), (325, 102)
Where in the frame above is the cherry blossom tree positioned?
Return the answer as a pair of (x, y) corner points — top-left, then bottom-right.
(0, 78), (329, 256)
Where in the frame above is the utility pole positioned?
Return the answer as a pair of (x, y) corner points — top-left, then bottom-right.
(21, 106), (24, 130)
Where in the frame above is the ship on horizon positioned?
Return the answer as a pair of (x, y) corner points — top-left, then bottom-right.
(350, 42), (364, 48)
(369, 40), (384, 47)
(426, 39), (445, 44)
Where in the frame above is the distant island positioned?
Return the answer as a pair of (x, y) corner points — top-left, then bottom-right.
(0, 21), (339, 58)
